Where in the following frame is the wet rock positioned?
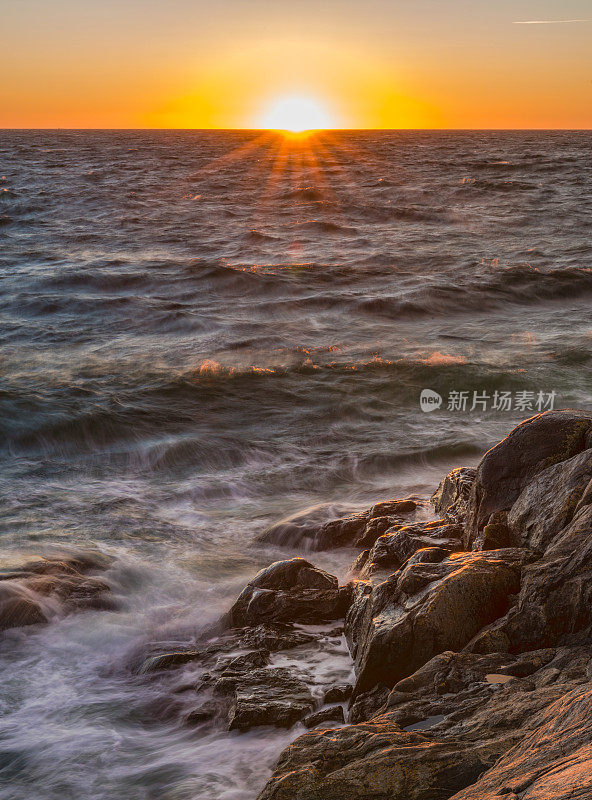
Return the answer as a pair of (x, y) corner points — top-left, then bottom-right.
(431, 467), (476, 522)
(256, 503), (357, 548)
(359, 521), (464, 577)
(227, 558), (352, 627)
(258, 499), (419, 551)
(507, 448), (592, 553)
(347, 549), (370, 576)
(466, 410), (592, 548)
(449, 685), (592, 800)
(256, 715), (491, 800)
(323, 683), (352, 703)
(185, 700), (220, 726)
(239, 623), (319, 652)
(0, 584), (47, 632)
(259, 643), (592, 800)
(478, 518), (517, 551)
(139, 649), (203, 674)
(354, 517), (401, 549)
(303, 705), (345, 728)
(349, 684), (390, 723)
(500, 502), (592, 650)
(225, 667), (316, 731)
(0, 550), (114, 634)
(346, 549), (525, 696)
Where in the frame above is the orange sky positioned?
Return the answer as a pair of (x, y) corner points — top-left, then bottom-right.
(2, 1), (591, 129)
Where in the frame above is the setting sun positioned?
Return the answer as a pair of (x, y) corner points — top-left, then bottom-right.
(259, 95), (333, 132)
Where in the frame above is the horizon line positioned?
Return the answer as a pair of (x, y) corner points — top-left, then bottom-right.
(1, 126), (592, 132)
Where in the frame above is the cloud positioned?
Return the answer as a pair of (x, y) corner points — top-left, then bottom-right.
(513, 19), (590, 24)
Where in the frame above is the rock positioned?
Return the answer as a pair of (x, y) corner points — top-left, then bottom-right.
(227, 559), (352, 627)
(501, 502), (592, 650)
(323, 683), (352, 703)
(139, 649), (203, 674)
(258, 641), (592, 800)
(256, 503), (358, 548)
(354, 517), (401, 549)
(258, 499), (419, 551)
(346, 549), (525, 697)
(449, 686), (592, 800)
(359, 521), (464, 577)
(348, 549), (370, 576)
(349, 684), (390, 723)
(507, 448), (592, 553)
(256, 714), (492, 800)
(225, 667), (315, 731)
(243, 558), (339, 591)
(478, 520), (517, 551)
(185, 701), (220, 725)
(312, 514), (369, 550)
(466, 410), (592, 548)
(0, 550), (114, 634)
(303, 705), (345, 728)
(0, 584), (47, 632)
(239, 623), (318, 651)
(431, 467), (476, 522)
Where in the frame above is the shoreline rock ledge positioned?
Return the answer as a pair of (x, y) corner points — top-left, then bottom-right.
(255, 409), (592, 800)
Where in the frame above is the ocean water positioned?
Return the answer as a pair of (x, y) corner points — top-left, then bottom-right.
(1, 129), (591, 798)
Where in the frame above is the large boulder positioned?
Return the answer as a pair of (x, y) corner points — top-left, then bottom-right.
(227, 558), (352, 627)
(346, 549), (525, 696)
(449, 685), (592, 800)
(507, 448), (592, 553)
(256, 714), (490, 800)
(501, 502), (592, 651)
(465, 410), (592, 548)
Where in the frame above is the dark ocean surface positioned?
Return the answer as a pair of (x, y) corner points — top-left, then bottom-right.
(1, 129), (591, 798)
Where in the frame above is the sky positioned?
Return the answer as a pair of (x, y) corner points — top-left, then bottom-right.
(1, 0), (591, 129)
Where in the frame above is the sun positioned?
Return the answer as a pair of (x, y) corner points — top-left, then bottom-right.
(259, 95), (333, 133)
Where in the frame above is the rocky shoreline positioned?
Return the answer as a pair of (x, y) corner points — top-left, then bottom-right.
(4, 409), (592, 799)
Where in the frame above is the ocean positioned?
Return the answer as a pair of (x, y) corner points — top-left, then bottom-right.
(1, 129), (591, 799)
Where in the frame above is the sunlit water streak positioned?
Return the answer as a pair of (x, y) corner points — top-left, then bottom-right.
(0, 129), (591, 798)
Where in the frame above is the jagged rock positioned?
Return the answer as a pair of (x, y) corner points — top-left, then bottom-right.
(0, 550), (114, 633)
(257, 499), (419, 551)
(472, 510), (517, 550)
(431, 467), (476, 522)
(255, 503), (357, 548)
(507, 448), (592, 553)
(348, 549), (370, 576)
(256, 715), (492, 800)
(303, 705), (345, 728)
(225, 667), (316, 731)
(466, 410), (592, 548)
(449, 684), (592, 800)
(499, 502), (592, 651)
(346, 549), (525, 696)
(227, 558), (352, 627)
(323, 683), (352, 703)
(354, 517), (401, 549)
(239, 623), (319, 651)
(349, 684), (390, 723)
(359, 521), (464, 577)
(258, 640), (592, 800)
